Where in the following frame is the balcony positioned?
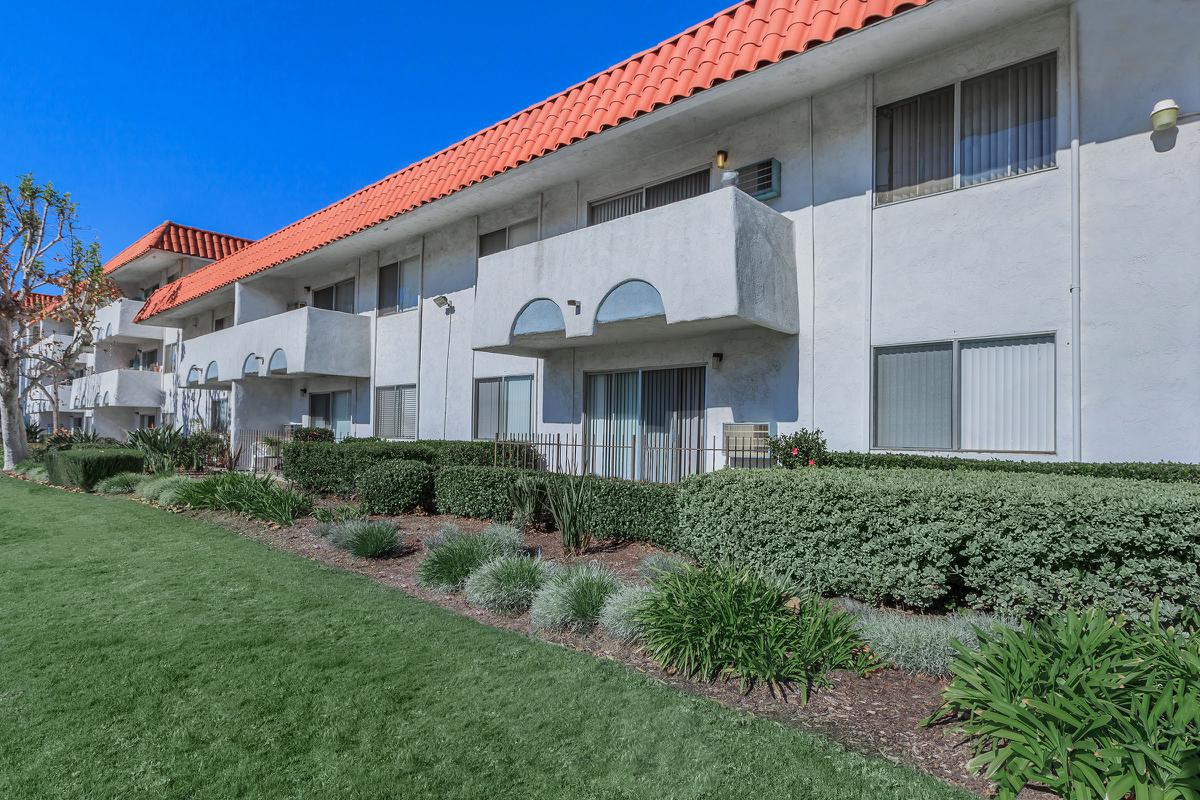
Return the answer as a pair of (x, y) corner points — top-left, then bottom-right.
(179, 306), (371, 387)
(93, 298), (169, 344)
(472, 186), (798, 355)
(25, 382), (74, 413)
(71, 369), (163, 409)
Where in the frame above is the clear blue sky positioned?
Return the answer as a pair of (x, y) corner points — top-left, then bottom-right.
(1, 0), (729, 261)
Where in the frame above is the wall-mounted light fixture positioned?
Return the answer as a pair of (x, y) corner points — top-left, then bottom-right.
(299, 387), (307, 396)
(714, 150), (728, 169)
(566, 299), (581, 315)
(432, 294), (452, 310)
(1151, 99), (1181, 131)
(303, 285), (312, 293)
(711, 352), (724, 370)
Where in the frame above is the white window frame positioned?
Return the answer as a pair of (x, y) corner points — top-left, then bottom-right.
(871, 332), (1057, 454)
(873, 52), (1058, 207)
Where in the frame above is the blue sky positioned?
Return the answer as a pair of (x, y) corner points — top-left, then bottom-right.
(1, 0), (729, 261)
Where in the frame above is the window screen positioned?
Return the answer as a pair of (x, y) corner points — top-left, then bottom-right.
(375, 384), (417, 439)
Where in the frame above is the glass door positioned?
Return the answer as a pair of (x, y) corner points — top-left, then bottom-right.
(331, 390), (352, 441)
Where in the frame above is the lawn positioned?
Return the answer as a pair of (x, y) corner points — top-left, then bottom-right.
(0, 476), (970, 800)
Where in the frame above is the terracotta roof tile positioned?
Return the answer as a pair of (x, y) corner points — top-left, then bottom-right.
(136, 0), (926, 322)
(105, 221), (253, 276)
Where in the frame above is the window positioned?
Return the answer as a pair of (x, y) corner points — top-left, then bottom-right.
(141, 284), (159, 300)
(375, 384), (417, 439)
(165, 273), (179, 284)
(875, 54), (1056, 204)
(377, 258), (419, 314)
(312, 278), (355, 314)
(210, 397), (230, 434)
(588, 168), (710, 226)
(309, 390), (353, 440)
(139, 349), (159, 371)
(478, 218), (538, 258)
(873, 334), (1055, 453)
(734, 159), (781, 201)
(474, 375), (533, 440)
(163, 343), (178, 373)
(213, 315), (230, 332)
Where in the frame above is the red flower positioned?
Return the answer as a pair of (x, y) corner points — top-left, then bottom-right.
(791, 447), (799, 456)
(808, 459), (816, 466)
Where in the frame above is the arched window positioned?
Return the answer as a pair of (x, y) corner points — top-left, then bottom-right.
(268, 348), (288, 375)
(186, 366), (202, 386)
(512, 299), (565, 336)
(205, 361), (220, 384)
(242, 353), (260, 376)
(595, 280), (665, 324)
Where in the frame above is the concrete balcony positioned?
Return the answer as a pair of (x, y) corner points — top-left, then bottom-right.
(25, 382), (74, 413)
(94, 298), (169, 344)
(179, 306), (371, 388)
(472, 186), (798, 355)
(71, 369), (163, 409)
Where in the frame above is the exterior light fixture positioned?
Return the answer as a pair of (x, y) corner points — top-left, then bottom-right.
(1151, 99), (1180, 131)
(432, 295), (451, 309)
(711, 352), (724, 370)
(715, 150), (728, 169)
(566, 299), (581, 315)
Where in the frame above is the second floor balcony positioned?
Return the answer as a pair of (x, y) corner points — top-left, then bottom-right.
(93, 298), (169, 344)
(70, 369), (163, 410)
(180, 305), (371, 388)
(471, 186), (799, 356)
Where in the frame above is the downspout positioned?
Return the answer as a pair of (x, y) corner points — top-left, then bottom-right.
(863, 74), (875, 451)
(414, 235), (425, 437)
(1069, 3), (1083, 461)
(809, 95), (817, 429)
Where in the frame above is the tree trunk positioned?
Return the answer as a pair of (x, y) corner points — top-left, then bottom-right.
(1, 359), (28, 469)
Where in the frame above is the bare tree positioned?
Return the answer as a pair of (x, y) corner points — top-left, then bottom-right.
(1, 175), (115, 468)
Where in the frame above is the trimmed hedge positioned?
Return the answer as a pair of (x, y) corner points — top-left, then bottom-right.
(281, 439), (535, 495)
(45, 449), (145, 491)
(435, 466), (678, 547)
(823, 450), (1200, 484)
(676, 467), (1200, 619)
(356, 459), (434, 515)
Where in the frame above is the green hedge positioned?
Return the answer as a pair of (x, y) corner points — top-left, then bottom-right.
(45, 449), (146, 492)
(356, 460), (434, 515)
(281, 439), (535, 495)
(823, 450), (1200, 483)
(676, 467), (1200, 620)
(435, 466), (678, 547)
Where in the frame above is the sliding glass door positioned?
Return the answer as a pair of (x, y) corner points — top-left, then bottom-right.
(583, 366), (704, 481)
(310, 390), (353, 441)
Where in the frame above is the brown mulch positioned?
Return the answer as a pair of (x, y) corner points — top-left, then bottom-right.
(182, 507), (1014, 798)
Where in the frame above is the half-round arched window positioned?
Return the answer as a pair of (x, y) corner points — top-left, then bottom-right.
(268, 348), (288, 374)
(101, 392), (110, 406)
(93, 392), (102, 407)
(205, 361), (220, 384)
(242, 353), (260, 377)
(595, 280), (665, 324)
(104, 323), (112, 339)
(512, 298), (566, 337)
(186, 366), (202, 386)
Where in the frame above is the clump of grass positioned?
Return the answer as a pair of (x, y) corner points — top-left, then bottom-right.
(94, 472), (148, 495)
(135, 474), (194, 505)
(174, 471), (312, 526)
(530, 562), (622, 632)
(324, 520), (402, 558)
(313, 504), (366, 524)
(599, 584), (652, 642)
(416, 524), (524, 592)
(844, 604), (1011, 676)
(16, 462), (49, 482)
(464, 555), (555, 614)
(638, 552), (690, 585)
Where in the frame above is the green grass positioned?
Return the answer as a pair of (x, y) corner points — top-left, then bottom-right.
(0, 476), (969, 800)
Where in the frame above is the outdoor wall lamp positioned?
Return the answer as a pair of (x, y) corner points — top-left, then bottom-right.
(567, 299), (581, 315)
(1150, 98), (1199, 131)
(711, 352), (724, 370)
(714, 149), (728, 169)
(299, 388), (307, 396)
(432, 295), (453, 310)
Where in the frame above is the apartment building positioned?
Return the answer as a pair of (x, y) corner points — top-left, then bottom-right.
(82, 0), (1195, 474)
(65, 222), (253, 438)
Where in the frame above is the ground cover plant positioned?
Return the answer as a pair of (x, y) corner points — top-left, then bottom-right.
(312, 503), (365, 524)
(174, 471), (312, 526)
(45, 448), (145, 491)
(0, 475), (970, 800)
(530, 562), (622, 632)
(464, 554), (555, 614)
(637, 564), (875, 700)
(928, 605), (1200, 799)
(320, 519), (403, 558)
(599, 584), (652, 642)
(416, 523), (524, 591)
(840, 600), (1010, 677)
(94, 471), (148, 495)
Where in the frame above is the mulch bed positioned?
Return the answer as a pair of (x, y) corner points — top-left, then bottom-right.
(187, 507), (1011, 798)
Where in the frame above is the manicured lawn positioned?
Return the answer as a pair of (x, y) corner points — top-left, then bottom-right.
(0, 476), (970, 800)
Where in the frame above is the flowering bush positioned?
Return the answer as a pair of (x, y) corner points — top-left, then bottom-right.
(767, 428), (828, 468)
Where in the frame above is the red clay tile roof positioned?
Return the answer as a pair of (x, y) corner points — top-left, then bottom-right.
(137, 0), (927, 321)
(21, 292), (57, 310)
(106, 221), (252, 276)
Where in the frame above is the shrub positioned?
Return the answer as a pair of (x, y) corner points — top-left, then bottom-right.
(355, 459), (433, 515)
(312, 503), (365, 524)
(843, 604), (1010, 676)
(507, 472), (547, 527)
(180, 431), (223, 470)
(135, 474), (194, 506)
(175, 472), (312, 525)
(676, 467), (1200, 619)
(599, 584), (652, 642)
(14, 460), (48, 482)
(282, 441), (435, 494)
(292, 426), (335, 442)
(436, 466), (678, 547)
(464, 555), (555, 614)
(416, 524), (524, 591)
(45, 449), (145, 491)
(823, 450), (1200, 483)
(767, 428), (828, 468)
(637, 565), (872, 698)
(638, 552), (690, 585)
(324, 520), (402, 558)
(929, 606), (1200, 799)
(546, 473), (593, 554)
(94, 472), (148, 495)
(530, 563), (622, 632)
(126, 426), (186, 473)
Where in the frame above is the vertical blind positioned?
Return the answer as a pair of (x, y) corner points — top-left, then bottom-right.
(875, 86), (954, 203)
(961, 54), (1056, 185)
(588, 168), (710, 226)
(874, 343), (954, 449)
(375, 384), (417, 439)
(584, 371), (639, 478)
(960, 335), (1054, 452)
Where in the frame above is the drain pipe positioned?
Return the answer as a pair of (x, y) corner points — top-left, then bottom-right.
(1069, 4), (1083, 461)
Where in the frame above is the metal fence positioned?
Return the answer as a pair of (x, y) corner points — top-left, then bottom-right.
(492, 432), (774, 483)
(232, 427), (294, 473)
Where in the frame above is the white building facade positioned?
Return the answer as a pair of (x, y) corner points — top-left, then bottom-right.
(102, 0), (1197, 473)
